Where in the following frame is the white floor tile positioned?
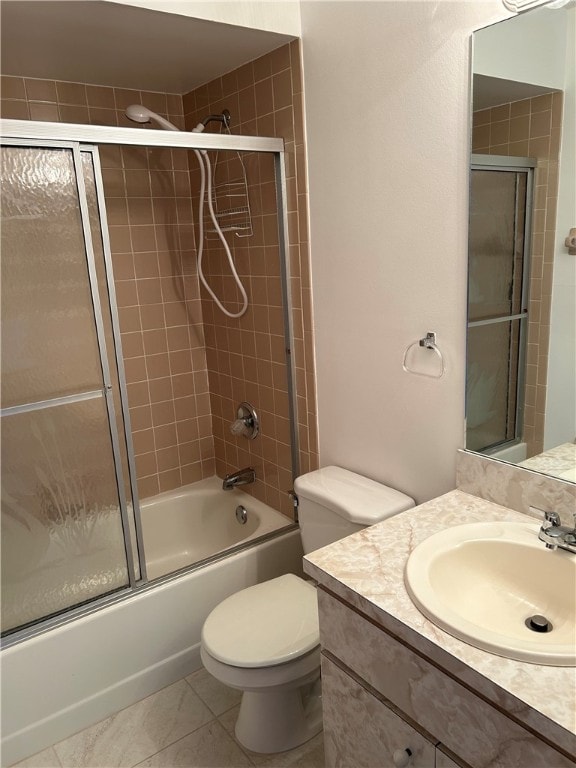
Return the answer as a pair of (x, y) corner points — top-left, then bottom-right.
(52, 680), (214, 768)
(186, 668), (242, 716)
(254, 734), (325, 768)
(9, 747), (61, 768)
(11, 676), (324, 768)
(134, 721), (253, 768)
(216, 706), (324, 768)
(217, 704), (240, 736)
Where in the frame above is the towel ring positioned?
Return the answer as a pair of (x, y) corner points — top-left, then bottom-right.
(403, 332), (445, 379)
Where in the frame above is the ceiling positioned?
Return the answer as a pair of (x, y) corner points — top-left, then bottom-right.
(0, 1), (294, 94)
(1, 2), (559, 110)
(472, 73), (559, 111)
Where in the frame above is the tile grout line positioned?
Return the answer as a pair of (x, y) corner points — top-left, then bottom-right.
(47, 679), (216, 768)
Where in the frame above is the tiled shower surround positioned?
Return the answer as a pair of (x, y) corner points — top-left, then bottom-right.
(0, 40), (318, 517)
(184, 41), (315, 515)
(472, 92), (562, 457)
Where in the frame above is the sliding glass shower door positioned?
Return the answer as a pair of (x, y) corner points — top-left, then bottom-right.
(0, 142), (140, 634)
(466, 156), (534, 453)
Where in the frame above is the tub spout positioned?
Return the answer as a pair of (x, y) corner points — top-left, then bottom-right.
(222, 467), (256, 491)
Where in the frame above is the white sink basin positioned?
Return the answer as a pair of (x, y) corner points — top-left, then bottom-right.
(405, 521), (576, 666)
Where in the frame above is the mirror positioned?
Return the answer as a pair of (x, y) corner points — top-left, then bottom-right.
(466, 3), (575, 483)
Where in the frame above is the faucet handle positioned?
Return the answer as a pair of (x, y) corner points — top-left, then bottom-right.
(543, 510), (561, 527)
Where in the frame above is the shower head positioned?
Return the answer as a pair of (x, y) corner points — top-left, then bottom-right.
(125, 104), (180, 132)
(125, 104), (231, 134)
(125, 104), (151, 124)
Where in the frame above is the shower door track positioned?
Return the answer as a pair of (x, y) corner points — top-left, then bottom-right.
(0, 118), (284, 152)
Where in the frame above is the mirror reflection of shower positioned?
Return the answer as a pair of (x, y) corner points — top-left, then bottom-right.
(466, 157), (535, 459)
(125, 104), (249, 318)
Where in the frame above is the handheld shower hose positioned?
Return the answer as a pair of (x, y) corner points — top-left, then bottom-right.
(125, 105), (248, 319)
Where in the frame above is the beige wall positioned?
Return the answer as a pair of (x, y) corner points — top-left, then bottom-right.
(300, 0), (512, 503)
(547, 7), (576, 449)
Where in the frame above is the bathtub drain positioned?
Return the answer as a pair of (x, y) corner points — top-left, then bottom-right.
(236, 505), (248, 525)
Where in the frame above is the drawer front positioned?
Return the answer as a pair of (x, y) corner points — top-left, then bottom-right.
(319, 589), (574, 768)
(322, 655), (436, 768)
(435, 749), (465, 768)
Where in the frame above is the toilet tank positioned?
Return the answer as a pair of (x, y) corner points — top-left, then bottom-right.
(294, 466), (415, 554)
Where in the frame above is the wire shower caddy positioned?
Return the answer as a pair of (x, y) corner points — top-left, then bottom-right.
(206, 142), (253, 239)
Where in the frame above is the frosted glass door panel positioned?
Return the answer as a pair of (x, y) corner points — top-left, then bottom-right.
(466, 320), (522, 452)
(467, 165), (530, 453)
(81, 150), (142, 581)
(1, 398), (129, 633)
(0, 146), (103, 408)
(81, 151), (132, 496)
(468, 170), (527, 321)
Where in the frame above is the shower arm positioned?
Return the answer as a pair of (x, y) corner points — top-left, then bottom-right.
(201, 110), (231, 130)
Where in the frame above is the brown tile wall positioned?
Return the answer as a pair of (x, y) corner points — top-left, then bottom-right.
(183, 41), (318, 517)
(472, 92), (562, 457)
(1, 52), (319, 515)
(0, 76), (215, 498)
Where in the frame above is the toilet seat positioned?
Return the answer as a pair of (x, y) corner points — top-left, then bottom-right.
(201, 574), (319, 668)
(201, 644), (321, 692)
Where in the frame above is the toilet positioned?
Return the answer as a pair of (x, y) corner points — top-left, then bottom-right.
(200, 466), (415, 754)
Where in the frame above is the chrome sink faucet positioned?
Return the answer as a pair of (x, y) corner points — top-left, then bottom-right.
(538, 510), (576, 554)
(222, 467), (256, 491)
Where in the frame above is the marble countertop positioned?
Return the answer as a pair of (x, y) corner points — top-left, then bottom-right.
(303, 490), (576, 756)
(519, 442), (576, 483)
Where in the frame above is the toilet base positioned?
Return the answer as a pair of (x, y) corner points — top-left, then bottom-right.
(235, 677), (322, 754)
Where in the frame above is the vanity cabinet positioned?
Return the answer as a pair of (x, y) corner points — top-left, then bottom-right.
(319, 588), (574, 768)
(322, 656), (437, 767)
(434, 752), (462, 768)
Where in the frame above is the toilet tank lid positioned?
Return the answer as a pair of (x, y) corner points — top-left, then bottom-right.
(294, 466), (415, 526)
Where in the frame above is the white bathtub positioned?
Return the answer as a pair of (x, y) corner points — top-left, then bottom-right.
(1, 479), (303, 765)
(140, 476), (294, 580)
(486, 441), (528, 463)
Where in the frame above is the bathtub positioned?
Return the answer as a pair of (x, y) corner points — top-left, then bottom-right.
(1, 479), (303, 765)
(140, 476), (294, 580)
(485, 441), (528, 463)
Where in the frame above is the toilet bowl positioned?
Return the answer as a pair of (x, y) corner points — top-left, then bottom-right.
(200, 466), (415, 754)
(201, 574), (322, 753)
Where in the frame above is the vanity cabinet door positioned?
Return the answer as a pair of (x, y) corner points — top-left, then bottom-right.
(435, 749), (463, 768)
(322, 656), (436, 768)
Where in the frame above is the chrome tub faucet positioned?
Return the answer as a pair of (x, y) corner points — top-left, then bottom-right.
(538, 510), (576, 554)
(222, 467), (256, 491)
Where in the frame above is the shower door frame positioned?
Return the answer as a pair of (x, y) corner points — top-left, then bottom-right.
(466, 153), (536, 454)
(0, 137), (146, 638)
(1, 119), (299, 647)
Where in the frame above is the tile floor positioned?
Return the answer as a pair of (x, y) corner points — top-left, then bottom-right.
(11, 669), (325, 768)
